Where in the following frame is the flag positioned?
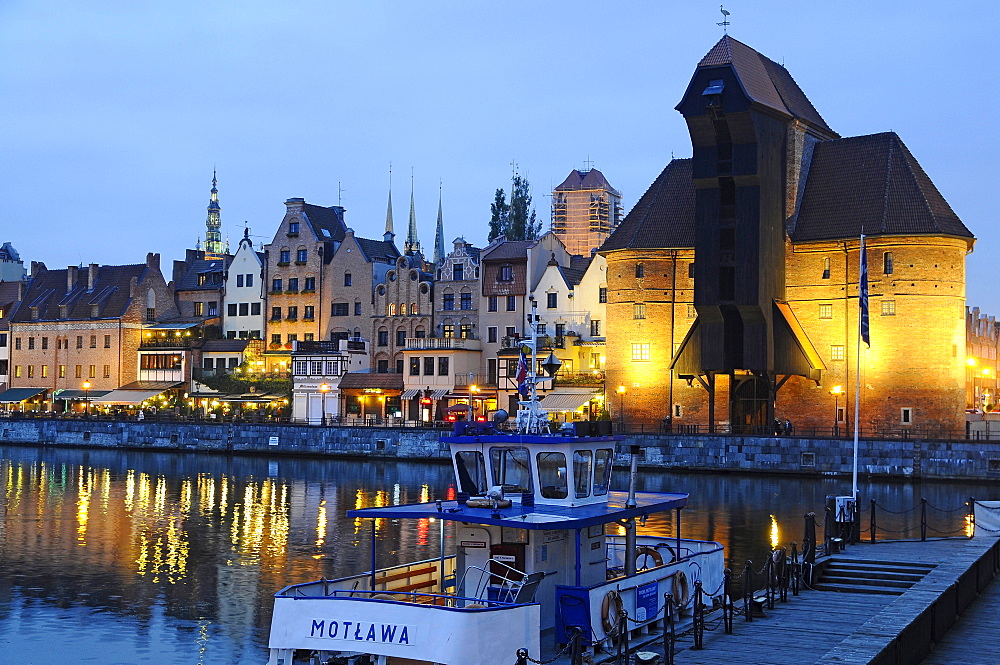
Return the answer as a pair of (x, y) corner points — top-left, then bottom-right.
(516, 349), (529, 397)
(859, 234), (870, 347)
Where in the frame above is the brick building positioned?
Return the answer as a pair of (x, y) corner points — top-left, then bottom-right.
(551, 168), (622, 256)
(601, 36), (973, 434)
(327, 229), (399, 347)
(966, 307), (1000, 412)
(371, 253), (433, 374)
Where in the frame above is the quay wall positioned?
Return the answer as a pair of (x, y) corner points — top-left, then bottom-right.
(3, 419), (1000, 480)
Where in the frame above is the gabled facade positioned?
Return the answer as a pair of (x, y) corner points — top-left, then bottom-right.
(223, 229), (265, 340)
(327, 230), (399, 345)
(172, 248), (231, 326)
(372, 254), (433, 374)
(0, 242), (26, 282)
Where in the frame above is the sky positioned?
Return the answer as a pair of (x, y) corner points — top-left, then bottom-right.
(1, 1), (997, 310)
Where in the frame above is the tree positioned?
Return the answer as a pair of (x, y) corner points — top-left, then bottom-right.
(488, 188), (509, 242)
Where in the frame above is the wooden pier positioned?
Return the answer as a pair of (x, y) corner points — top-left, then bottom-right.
(622, 535), (1000, 665)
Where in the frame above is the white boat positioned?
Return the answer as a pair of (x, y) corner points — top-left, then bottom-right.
(266, 303), (726, 665)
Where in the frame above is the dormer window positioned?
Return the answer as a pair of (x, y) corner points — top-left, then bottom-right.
(288, 221), (300, 235)
(30, 306), (38, 320)
(91, 304), (99, 318)
(498, 264), (513, 282)
(59, 304), (69, 319)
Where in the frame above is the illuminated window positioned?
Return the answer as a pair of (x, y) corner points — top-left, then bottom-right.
(687, 304), (696, 318)
(819, 304), (833, 319)
(631, 343), (651, 361)
(830, 345), (846, 361)
(75, 365), (82, 378)
(633, 302), (646, 320)
(103, 365), (110, 378)
(882, 300), (896, 316)
(58, 365), (65, 378)
(194, 302), (204, 316)
(40, 365), (47, 378)
(822, 257), (831, 279)
(88, 365), (96, 378)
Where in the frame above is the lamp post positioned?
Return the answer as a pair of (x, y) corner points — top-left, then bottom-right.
(616, 385), (627, 432)
(469, 384), (479, 421)
(830, 385), (844, 436)
(82, 381), (91, 417)
(318, 383), (330, 426)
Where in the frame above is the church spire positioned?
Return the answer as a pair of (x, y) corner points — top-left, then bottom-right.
(433, 181), (445, 263)
(204, 170), (223, 255)
(404, 172), (421, 255)
(384, 165), (395, 243)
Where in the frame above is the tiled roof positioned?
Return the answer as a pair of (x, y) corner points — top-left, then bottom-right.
(561, 266), (586, 287)
(554, 169), (620, 196)
(792, 132), (973, 242)
(303, 204), (347, 242)
(356, 237), (400, 263)
(201, 339), (251, 352)
(173, 256), (231, 291)
(599, 160), (696, 252)
(569, 254), (593, 273)
(694, 36), (834, 135)
(481, 240), (532, 262)
(338, 372), (404, 391)
(12, 264), (148, 322)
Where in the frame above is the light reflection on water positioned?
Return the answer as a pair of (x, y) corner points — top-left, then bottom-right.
(0, 445), (993, 665)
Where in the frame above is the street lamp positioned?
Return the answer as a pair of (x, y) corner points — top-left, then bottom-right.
(82, 381), (91, 417)
(616, 385), (627, 431)
(469, 384), (479, 421)
(318, 383), (330, 425)
(830, 385), (844, 436)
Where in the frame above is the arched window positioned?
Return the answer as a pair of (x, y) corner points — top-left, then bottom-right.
(146, 290), (156, 321)
(822, 257), (831, 280)
(388, 303), (396, 316)
(410, 303), (418, 315)
(400, 302), (406, 315)
(883, 252), (894, 275)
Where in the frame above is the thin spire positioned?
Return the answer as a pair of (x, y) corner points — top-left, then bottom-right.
(384, 163), (394, 238)
(433, 180), (446, 264)
(405, 170), (420, 255)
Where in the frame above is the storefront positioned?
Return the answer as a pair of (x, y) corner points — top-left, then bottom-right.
(338, 373), (403, 425)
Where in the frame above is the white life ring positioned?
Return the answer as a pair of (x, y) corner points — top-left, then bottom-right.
(600, 589), (623, 635)
(672, 570), (690, 607)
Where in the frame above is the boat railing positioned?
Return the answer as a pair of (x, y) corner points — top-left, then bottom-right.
(281, 585), (533, 611)
(458, 558), (544, 604)
(604, 536), (718, 577)
(277, 555), (458, 598)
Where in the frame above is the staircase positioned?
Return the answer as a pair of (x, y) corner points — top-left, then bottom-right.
(813, 557), (935, 595)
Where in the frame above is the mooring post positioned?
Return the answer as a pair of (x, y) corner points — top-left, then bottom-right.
(921, 497), (928, 542)
(870, 498), (877, 544)
(789, 544), (799, 596)
(743, 559), (753, 622)
(570, 627), (582, 665)
(693, 581), (704, 649)
(515, 648), (528, 665)
(723, 569), (733, 632)
(663, 592), (675, 664)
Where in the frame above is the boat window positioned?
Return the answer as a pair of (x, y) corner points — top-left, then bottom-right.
(574, 450), (593, 498)
(455, 451), (488, 495)
(536, 452), (568, 499)
(490, 447), (533, 494)
(594, 449), (613, 496)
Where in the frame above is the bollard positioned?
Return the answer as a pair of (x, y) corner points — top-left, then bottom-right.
(693, 581), (704, 649)
(870, 498), (877, 544)
(617, 608), (629, 664)
(663, 592), (675, 665)
(570, 627), (583, 665)
(921, 497), (928, 542)
(723, 569), (733, 633)
(743, 559), (754, 622)
(789, 544), (799, 596)
(515, 648), (528, 665)
(765, 553), (775, 609)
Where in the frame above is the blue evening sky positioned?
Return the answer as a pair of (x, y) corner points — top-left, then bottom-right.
(1, 2), (996, 311)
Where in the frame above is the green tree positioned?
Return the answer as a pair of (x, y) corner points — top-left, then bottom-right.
(488, 188), (509, 242)
(508, 173), (541, 241)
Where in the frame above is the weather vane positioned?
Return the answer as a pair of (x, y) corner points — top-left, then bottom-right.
(718, 5), (731, 33)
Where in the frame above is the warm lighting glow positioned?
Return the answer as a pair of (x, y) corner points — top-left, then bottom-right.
(967, 357), (978, 366)
(830, 385), (844, 396)
(82, 381), (91, 390)
(318, 383), (330, 394)
(983, 368), (992, 377)
(616, 385), (627, 394)
(770, 514), (780, 550)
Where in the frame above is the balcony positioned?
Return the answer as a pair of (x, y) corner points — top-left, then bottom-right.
(405, 337), (481, 351)
(140, 334), (201, 350)
(554, 371), (605, 388)
(454, 373), (497, 389)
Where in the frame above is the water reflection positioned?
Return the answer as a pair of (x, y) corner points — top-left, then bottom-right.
(0, 445), (994, 665)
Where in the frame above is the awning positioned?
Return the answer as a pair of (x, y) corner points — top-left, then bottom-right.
(400, 389), (420, 399)
(216, 394), (281, 403)
(431, 389), (449, 400)
(93, 390), (165, 405)
(541, 392), (599, 412)
(0, 387), (47, 403)
(117, 381), (183, 391)
(52, 389), (111, 400)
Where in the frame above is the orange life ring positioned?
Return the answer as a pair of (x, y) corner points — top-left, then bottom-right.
(635, 546), (664, 570)
(672, 570), (690, 607)
(600, 589), (623, 635)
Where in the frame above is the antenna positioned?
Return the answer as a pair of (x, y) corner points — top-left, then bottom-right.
(338, 182), (344, 206)
(583, 155), (593, 171)
(718, 5), (731, 33)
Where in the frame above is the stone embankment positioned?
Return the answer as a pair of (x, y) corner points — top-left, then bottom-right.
(2, 418), (1000, 480)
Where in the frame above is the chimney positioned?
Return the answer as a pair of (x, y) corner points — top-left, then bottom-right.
(67, 266), (78, 293)
(285, 197), (305, 213)
(88, 263), (98, 291)
(146, 253), (159, 271)
(30, 261), (46, 278)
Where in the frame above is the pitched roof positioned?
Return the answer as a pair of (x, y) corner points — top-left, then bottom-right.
(303, 203), (348, 242)
(12, 264), (148, 322)
(201, 339), (251, 352)
(554, 168), (620, 196)
(599, 159), (696, 252)
(481, 239), (532, 262)
(338, 372), (404, 391)
(173, 256), (231, 291)
(356, 237), (400, 263)
(693, 36), (834, 135)
(792, 132), (973, 242)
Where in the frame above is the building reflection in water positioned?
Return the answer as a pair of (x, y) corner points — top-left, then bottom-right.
(0, 446), (989, 665)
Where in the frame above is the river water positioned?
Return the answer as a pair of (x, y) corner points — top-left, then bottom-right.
(0, 444), (992, 665)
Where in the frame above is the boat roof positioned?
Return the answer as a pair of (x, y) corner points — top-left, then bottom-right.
(347, 490), (689, 530)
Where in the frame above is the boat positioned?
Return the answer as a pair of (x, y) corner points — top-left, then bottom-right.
(265, 302), (726, 665)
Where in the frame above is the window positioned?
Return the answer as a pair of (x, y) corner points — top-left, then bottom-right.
(377, 359), (389, 374)
(287, 333), (297, 343)
(103, 365), (110, 378)
(332, 302), (349, 316)
(460, 293), (472, 310)
(272, 278), (282, 292)
(831, 345), (846, 361)
(279, 250), (290, 263)
(443, 324), (454, 338)
(271, 307), (281, 320)
(591, 320), (601, 336)
(591, 352), (601, 369)
(287, 278), (299, 292)
(822, 257), (831, 280)
(593, 449), (613, 496)
(288, 221), (299, 234)
(13, 366), (20, 378)
(41, 365), (48, 378)
(506, 326), (517, 339)
(251, 303), (261, 315)
(344, 272), (352, 286)
(208, 301), (218, 316)
(354, 301), (362, 316)
(88, 365), (96, 378)
(58, 365), (66, 378)
(28, 337), (34, 350)
(239, 302), (249, 316)
(901, 407), (912, 425)
(453, 263), (463, 280)
(574, 450), (592, 498)
(90, 335), (97, 348)
(388, 303), (396, 316)
(460, 324), (472, 339)
(488, 326), (498, 343)
(197, 274), (208, 286)
(688, 263), (695, 279)
(443, 293), (455, 310)
(304, 276), (315, 291)
(297, 249), (308, 263)
(75, 365), (82, 378)
(77, 336), (83, 348)
(882, 300), (896, 316)
(396, 329), (406, 347)
(438, 357), (449, 376)
(41, 337), (48, 350)
(410, 358), (420, 375)
(271, 333), (281, 345)
(246, 274), (253, 287)
(687, 304), (696, 318)
(547, 292), (557, 308)
(424, 357), (435, 375)
(635, 263), (644, 278)
(499, 264), (513, 281)
(15, 337), (21, 350)
(634, 302), (646, 319)
(0, 333), (5, 347)
(396, 359), (404, 374)
(304, 305), (315, 320)
(490, 447), (533, 493)
(537, 323), (547, 335)
(506, 295), (517, 312)
(104, 335), (111, 348)
(193, 302), (205, 316)
(410, 303), (418, 315)
(631, 343), (651, 361)
(415, 328), (425, 338)
(26, 365), (32, 379)
(236, 274), (244, 288)
(455, 451), (488, 495)
(883, 252), (894, 275)
(488, 296), (498, 312)
(304, 333), (314, 341)
(537, 452), (568, 499)
(286, 306), (298, 320)
(227, 303), (237, 316)
(378, 329), (389, 346)
(819, 304), (833, 319)
(599, 287), (607, 303)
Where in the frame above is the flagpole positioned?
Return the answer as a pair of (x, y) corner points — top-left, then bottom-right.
(853, 234), (868, 501)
